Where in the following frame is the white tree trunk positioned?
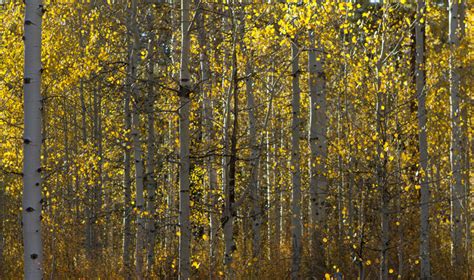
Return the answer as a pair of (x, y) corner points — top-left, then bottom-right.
(22, 1), (44, 279)
(195, 2), (218, 274)
(145, 15), (156, 275)
(129, 0), (145, 278)
(308, 29), (328, 277)
(416, 1), (431, 278)
(179, 0), (192, 278)
(123, 85), (133, 279)
(449, 0), (465, 273)
(458, 3), (470, 274)
(290, 37), (302, 280)
(246, 61), (261, 259)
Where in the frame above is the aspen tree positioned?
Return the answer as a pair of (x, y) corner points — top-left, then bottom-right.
(246, 59), (261, 259)
(195, 1), (219, 273)
(449, 0), (465, 273)
(458, 2), (471, 273)
(178, 0), (192, 278)
(415, 0), (431, 278)
(123, 43), (133, 279)
(128, 0), (145, 277)
(223, 7), (239, 276)
(269, 64), (281, 264)
(22, 0), (44, 279)
(308, 26), (328, 278)
(1, 1), (473, 278)
(0, 180), (3, 274)
(375, 6), (389, 279)
(145, 9), (156, 275)
(290, 35), (302, 280)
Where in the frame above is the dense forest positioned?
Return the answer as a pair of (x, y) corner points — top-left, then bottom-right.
(0, 0), (472, 279)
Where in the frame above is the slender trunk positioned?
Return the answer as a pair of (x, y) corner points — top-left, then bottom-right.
(395, 104), (404, 279)
(416, 1), (431, 278)
(376, 34), (389, 280)
(22, 1), (44, 278)
(128, 1), (145, 278)
(79, 7), (93, 259)
(179, 0), (192, 278)
(270, 68), (281, 264)
(308, 28), (328, 277)
(449, 0), (465, 273)
(0, 180), (3, 276)
(223, 16), (239, 276)
(123, 68), (133, 279)
(220, 5), (232, 276)
(165, 118), (176, 272)
(275, 134), (281, 262)
(290, 37), (302, 280)
(132, 66), (145, 280)
(246, 61), (261, 259)
(195, 3), (218, 275)
(358, 179), (366, 280)
(458, 3), (470, 274)
(93, 82), (103, 259)
(145, 16), (157, 275)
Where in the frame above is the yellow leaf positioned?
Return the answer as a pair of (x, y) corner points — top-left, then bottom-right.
(202, 234), (209, 241)
(192, 261), (200, 269)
